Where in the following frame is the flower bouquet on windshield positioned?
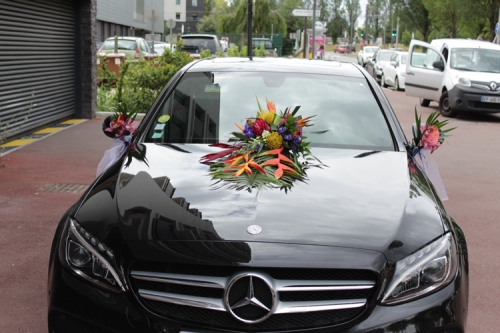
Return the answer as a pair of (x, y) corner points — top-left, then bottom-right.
(200, 97), (325, 192)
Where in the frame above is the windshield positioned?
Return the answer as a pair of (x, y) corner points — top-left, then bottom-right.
(365, 47), (378, 53)
(401, 54), (407, 65)
(144, 72), (394, 151)
(101, 40), (137, 51)
(450, 48), (500, 73)
(181, 37), (218, 54)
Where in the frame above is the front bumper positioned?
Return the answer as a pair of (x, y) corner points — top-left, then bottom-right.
(48, 251), (468, 333)
(448, 85), (500, 113)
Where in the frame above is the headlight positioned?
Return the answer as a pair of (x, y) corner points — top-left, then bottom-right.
(457, 77), (471, 87)
(381, 233), (457, 305)
(60, 218), (127, 292)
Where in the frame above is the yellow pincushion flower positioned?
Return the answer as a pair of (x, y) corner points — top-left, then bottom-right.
(265, 132), (283, 149)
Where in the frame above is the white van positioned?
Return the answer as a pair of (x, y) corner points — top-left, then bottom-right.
(405, 38), (500, 117)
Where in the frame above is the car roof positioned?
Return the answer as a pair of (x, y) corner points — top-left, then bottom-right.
(104, 36), (143, 41)
(185, 57), (365, 78)
(181, 34), (217, 38)
(431, 38), (500, 50)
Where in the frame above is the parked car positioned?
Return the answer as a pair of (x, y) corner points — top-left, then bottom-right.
(252, 37), (277, 57)
(406, 38), (500, 117)
(180, 34), (223, 59)
(48, 57), (469, 333)
(357, 46), (380, 67)
(381, 51), (408, 90)
(365, 49), (396, 84)
(334, 44), (350, 53)
(98, 36), (154, 61)
(147, 41), (175, 56)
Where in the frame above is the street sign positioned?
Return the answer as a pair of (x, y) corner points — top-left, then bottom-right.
(167, 19), (175, 29)
(292, 9), (320, 17)
(495, 22), (499, 35)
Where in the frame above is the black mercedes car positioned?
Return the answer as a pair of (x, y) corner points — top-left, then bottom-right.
(47, 58), (468, 332)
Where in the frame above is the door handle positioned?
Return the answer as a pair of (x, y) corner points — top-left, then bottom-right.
(406, 71), (414, 75)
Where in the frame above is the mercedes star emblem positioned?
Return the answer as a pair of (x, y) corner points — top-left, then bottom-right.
(247, 225), (262, 235)
(490, 82), (497, 90)
(225, 273), (276, 324)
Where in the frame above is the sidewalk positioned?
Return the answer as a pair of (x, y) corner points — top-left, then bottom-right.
(0, 119), (112, 331)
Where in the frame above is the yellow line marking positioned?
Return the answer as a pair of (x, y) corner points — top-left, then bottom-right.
(33, 128), (63, 134)
(61, 119), (86, 125)
(1, 139), (38, 147)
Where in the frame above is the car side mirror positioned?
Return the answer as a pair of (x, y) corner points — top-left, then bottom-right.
(390, 61), (397, 67)
(432, 60), (445, 71)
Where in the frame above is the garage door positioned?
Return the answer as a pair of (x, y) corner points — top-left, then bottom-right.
(0, 0), (75, 139)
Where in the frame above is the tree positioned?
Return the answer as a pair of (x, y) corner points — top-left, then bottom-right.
(345, 0), (361, 43)
(219, 0), (287, 35)
(397, 0), (432, 41)
(478, 0), (500, 41)
(327, 0), (347, 43)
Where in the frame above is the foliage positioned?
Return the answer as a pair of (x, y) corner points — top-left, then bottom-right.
(200, 49), (212, 58)
(254, 44), (266, 57)
(219, 0), (287, 35)
(101, 44), (192, 115)
(97, 55), (117, 85)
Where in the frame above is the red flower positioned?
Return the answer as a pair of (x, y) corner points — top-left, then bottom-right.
(251, 119), (270, 137)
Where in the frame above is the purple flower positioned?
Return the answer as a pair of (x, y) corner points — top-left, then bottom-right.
(243, 125), (255, 138)
(283, 134), (292, 141)
(277, 126), (286, 134)
(293, 136), (301, 145)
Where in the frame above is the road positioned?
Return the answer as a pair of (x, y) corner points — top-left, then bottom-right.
(1, 57), (499, 332)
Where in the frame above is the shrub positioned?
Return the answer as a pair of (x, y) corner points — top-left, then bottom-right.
(100, 45), (192, 115)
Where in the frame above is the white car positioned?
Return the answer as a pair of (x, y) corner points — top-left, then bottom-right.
(357, 46), (380, 67)
(381, 52), (408, 90)
(405, 38), (500, 117)
(152, 42), (175, 55)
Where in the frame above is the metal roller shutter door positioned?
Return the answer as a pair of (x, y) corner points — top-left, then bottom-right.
(0, 0), (75, 138)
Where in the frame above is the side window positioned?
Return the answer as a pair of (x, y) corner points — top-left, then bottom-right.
(442, 47), (449, 62)
(145, 72), (220, 144)
(411, 45), (441, 70)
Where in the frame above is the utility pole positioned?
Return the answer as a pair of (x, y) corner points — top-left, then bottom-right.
(312, 0), (317, 59)
(396, 16), (399, 48)
(247, 0), (253, 59)
(364, 4), (369, 45)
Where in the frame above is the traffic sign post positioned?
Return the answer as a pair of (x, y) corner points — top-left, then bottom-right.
(291, 9), (320, 17)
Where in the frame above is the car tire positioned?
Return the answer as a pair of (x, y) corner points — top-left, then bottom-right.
(395, 76), (400, 91)
(381, 74), (387, 87)
(439, 91), (458, 117)
(419, 98), (430, 107)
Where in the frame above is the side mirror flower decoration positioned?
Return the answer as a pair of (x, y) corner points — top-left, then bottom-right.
(412, 108), (456, 156)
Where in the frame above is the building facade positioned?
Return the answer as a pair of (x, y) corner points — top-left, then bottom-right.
(164, 0), (204, 39)
(96, 0), (165, 42)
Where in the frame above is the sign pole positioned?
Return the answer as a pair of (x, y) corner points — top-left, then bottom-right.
(303, 17), (307, 59)
(312, 0), (317, 59)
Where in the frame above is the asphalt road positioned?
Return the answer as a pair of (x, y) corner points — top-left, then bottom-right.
(0, 66), (499, 332)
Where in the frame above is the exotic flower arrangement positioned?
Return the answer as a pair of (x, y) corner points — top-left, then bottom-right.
(201, 97), (324, 192)
(412, 108), (456, 156)
(102, 104), (138, 139)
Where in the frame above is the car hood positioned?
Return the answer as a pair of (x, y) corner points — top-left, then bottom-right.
(76, 143), (446, 263)
(449, 68), (500, 82)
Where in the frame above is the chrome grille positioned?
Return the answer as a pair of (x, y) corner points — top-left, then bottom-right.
(130, 262), (377, 331)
